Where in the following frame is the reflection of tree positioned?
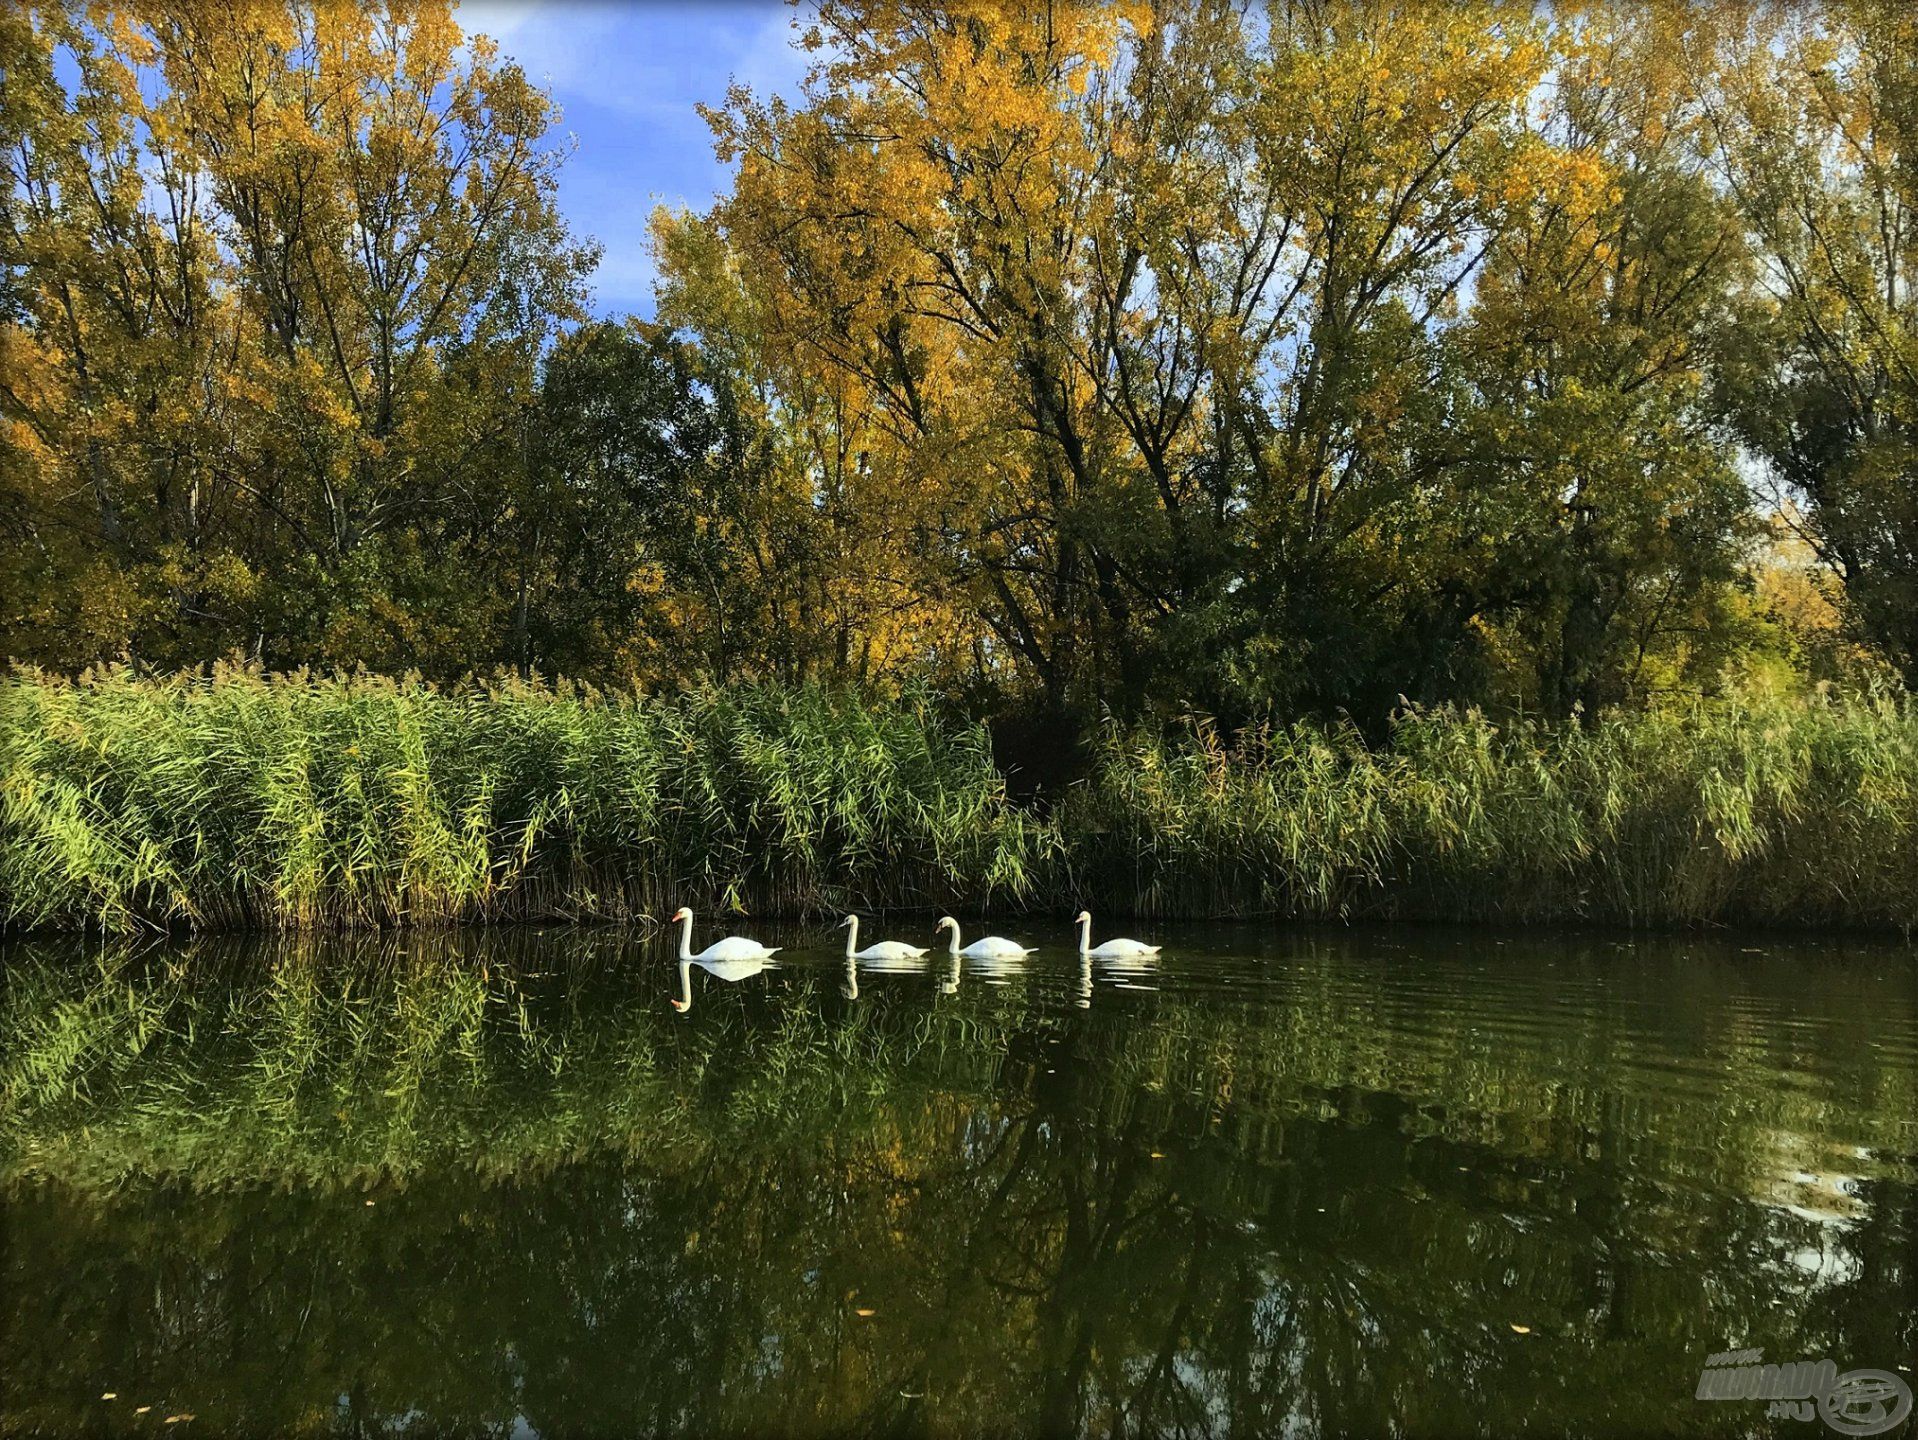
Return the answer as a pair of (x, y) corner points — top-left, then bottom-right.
(1, 929), (1912, 1435)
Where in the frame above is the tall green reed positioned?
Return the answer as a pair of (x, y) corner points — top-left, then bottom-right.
(0, 666), (1036, 931)
(6, 668), (1918, 932)
(1062, 690), (1918, 928)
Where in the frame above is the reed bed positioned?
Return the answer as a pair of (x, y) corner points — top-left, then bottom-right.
(5, 668), (1918, 932)
(1065, 692), (1918, 928)
(0, 666), (1038, 931)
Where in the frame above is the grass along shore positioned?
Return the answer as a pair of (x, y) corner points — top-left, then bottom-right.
(4, 668), (1918, 934)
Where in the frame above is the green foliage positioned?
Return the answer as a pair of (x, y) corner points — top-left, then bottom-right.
(0, 667), (1037, 931)
(1709, 0), (1918, 683)
(7, 671), (1918, 932)
(1068, 691), (1918, 927)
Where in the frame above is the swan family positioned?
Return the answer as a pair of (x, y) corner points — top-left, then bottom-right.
(666, 905), (1158, 1011)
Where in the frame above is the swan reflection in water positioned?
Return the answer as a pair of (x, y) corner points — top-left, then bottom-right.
(668, 954), (778, 1014)
(851, 950), (969, 999)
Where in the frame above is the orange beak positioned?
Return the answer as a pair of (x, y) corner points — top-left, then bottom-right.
(669, 998), (688, 1012)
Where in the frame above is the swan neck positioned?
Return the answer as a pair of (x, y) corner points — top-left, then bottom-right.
(946, 921), (962, 955)
(677, 911), (694, 961)
(1078, 913), (1092, 955)
(844, 915), (858, 959)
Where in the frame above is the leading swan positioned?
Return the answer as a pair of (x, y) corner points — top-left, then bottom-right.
(935, 916), (1033, 961)
(669, 905), (779, 965)
(667, 906), (779, 1013)
(1074, 910), (1160, 960)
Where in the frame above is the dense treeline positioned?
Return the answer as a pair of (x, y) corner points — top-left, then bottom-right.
(3, 1), (1915, 732)
(7, 668), (1918, 932)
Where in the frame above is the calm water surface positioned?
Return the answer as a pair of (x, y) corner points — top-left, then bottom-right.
(1, 923), (1914, 1438)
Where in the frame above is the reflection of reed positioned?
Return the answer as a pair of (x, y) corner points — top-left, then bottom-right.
(3, 932), (1912, 1208)
(3, 930), (1913, 1439)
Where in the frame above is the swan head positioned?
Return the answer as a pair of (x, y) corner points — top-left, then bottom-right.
(837, 914), (855, 928)
(934, 916), (957, 933)
(1074, 910), (1091, 924)
(669, 906), (691, 923)
(668, 996), (689, 1012)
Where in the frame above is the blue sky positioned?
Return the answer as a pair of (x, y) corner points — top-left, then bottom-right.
(461, 1), (813, 318)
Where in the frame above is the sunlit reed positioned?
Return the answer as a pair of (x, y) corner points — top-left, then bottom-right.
(6, 668), (1916, 932)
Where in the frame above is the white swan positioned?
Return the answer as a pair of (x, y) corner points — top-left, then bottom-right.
(669, 954), (775, 1013)
(666, 906), (779, 1013)
(670, 905), (779, 965)
(840, 913), (930, 965)
(1074, 910), (1160, 961)
(934, 916), (1033, 961)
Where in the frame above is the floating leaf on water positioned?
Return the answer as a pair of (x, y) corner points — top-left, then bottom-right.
(101, 1392), (117, 1400)
(136, 1407), (152, 1415)
(1510, 1324), (1532, 1335)
(855, 1308), (876, 1317)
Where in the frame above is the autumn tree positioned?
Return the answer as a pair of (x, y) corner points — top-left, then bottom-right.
(1704, 0), (1918, 683)
(654, 212), (972, 688)
(685, 0), (1762, 724)
(1, 0), (592, 671)
(1434, 5), (1756, 714)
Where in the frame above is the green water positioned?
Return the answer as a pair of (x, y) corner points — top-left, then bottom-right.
(1, 924), (1914, 1438)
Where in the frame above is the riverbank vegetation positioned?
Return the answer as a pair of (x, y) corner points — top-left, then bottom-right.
(7, 669), (1918, 932)
(6, 2), (1918, 934)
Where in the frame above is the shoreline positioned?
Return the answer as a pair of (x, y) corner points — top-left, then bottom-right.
(8, 669), (1918, 937)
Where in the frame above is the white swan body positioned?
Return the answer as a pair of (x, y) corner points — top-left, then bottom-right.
(672, 906), (779, 965)
(935, 916), (1034, 961)
(840, 914), (930, 965)
(1075, 910), (1161, 961)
